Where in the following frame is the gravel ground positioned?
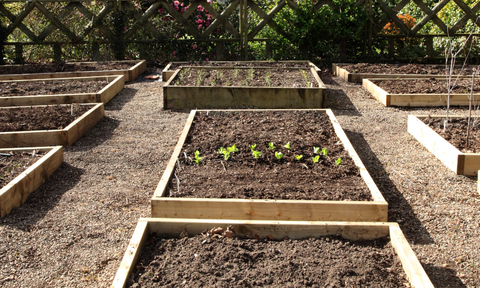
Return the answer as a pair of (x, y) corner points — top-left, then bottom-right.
(0, 71), (479, 287)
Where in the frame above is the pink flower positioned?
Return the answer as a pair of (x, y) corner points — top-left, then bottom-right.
(173, 51), (176, 56)
(193, 44), (197, 50)
(123, 27), (127, 31)
(174, 0), (179, 6)
(206, 21), (210, 27)
(198, 24), (203, 29)
(216, 29), (220, 33)
(207, 0), (211, 3)
(174, 6), (179, 10)
(196, 19), (203, 24)
(180, 2), (184, 6)
(158, 8), (163, 14)
(206, 58), (209, 61)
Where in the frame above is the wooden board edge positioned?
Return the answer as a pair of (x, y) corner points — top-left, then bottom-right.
(64, 103), (105, 146)
(363, 78), (390, 106)
(0, 145), (63, 217)
(389, 224), (435, 288)
(0, 130), (65, 148)
(128, 60), (147, 81)
(0, 94), (98, 107)
(152, 110), (196, 198)
(326, 109), (386, 203)
(111, 220), (148, 288)
(98, 75), (125, 103)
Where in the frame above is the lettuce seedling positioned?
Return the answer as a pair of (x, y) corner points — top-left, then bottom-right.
(312, 155), (320, 163)
(227, 144), (239, 153)
(295, 155), (303, 161)
(217, 147), (227, 155)
(335, 158), (342, 165)
(250, 144), (257, 152)
(275, 151), (284, 160)
(193, 150), (202, 164)
(321, 148), (328, 156)
(268, 142), (276, 150)
(313, 147), (320, 154)
(284, 142), (291, 150)
(252, 150), (262, 159)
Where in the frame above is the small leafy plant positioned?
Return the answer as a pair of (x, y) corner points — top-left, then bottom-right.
(284, 142), (291, 150)
(252, 150), (262, 159)
(196, 69), (205, 86)
(302, 70), (311, 87)
(193, 150), (202, 164)
(321, 148), (328, 156)
(275, 151), (284, 160)
(312, 155), (320, 163)
(265, 70), (272, 87)
(227, 144), (239, 153)
(233, 68), (239, 80)
(268, 142), (276, 150)
(295, 155), (303, 161)
(250, 144), (257, 152)
(335, 158), (342, 165)
(313, 147), (320, 154)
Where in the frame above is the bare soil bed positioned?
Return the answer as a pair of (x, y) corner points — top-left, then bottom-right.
(372, 78), (480, 94)
(174, 68), (318, 87)
(0, 80), (109, 97)
(0, 63), (134, 75)
(168, 111), (371, 201)
(169, 61), (312, 69)
(0, 105), (91, 131)
(0, 151), (44, 188)
(422, 117), (480, 153)
(338, 63), (476, 75)
(129, 231), (406, 287)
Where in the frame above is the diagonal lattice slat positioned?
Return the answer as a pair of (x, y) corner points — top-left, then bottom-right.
(34, 2), (78, 42)
(200, 0), (239, 38)
(248, 0), (286, 39)
(75, 2), (114, 39)
(451, 1), (480, 33)
(410, 0), (449, 34)
(0, 2), (38, 42)
(161, 0), (201, 38)
(36, 2), (76, 41)
(123, 1), (163, 40)
(377, 0), (413, 35)
(374, 0), (411, 34)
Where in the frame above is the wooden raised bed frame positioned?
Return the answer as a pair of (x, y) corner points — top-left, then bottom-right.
(0, 60), (146, 82)
(0, 103), (104, 148)
(408, 115), (480, 175)
(162, 60), (322, 82)
(112, 219), (434, 288)
(151, 109), (388, 222)
(363, 78), (480, 107)
(333, 63), (473, 83)
(0, 146), (63, 217)
(0, 75), (124, 107)
(163, 67), (327, 109)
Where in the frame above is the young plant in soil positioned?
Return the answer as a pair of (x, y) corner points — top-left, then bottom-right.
(196, 69), (205, 86)
(268, 142), (276, 150)
(335, 158), (342, 165)
(250, 144), (257, 152)
(217, 147), (230, 161)
(284, 142), (291, 150)
(312, 155), (320, 163)
(313, 147), (320, 154)
(193, 150), (202, 164)
(233, 68), (239, 80)
(275, 151), (284, 160)
(295, 155), (303, 161)
(302, 70), (311, 87)
(265, 70), (272, 87)
(252, 150), (262, 159)
(321, 148), (328, 156)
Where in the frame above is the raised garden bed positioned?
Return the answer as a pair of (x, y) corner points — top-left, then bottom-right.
(0, 75), (124, 106)
(163, 67), (326, 109)
(408, 115), (480, 175)
(0, 60), (146, 82)
(333, 63), (476, 83)
(162, 60), (321, 82)
(363, 78), (480, 107)
(0, 103), (104, 148)
(0, 146), (62, 217)
(151, 109), (387, 222)
(112, 218), (433, 288)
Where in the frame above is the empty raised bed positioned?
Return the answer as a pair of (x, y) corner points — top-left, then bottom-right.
(0, 146), (63, 217)
(363, 78), (480, 107)
(0, 60), (146, 82)
(151, 109), (387, 222)
(408, 115), (480, 175)
(163, 67), (326, 109)
(112, 219), (433, 288)
(0, 75), (124, 106)
(0, 103), (104, 148)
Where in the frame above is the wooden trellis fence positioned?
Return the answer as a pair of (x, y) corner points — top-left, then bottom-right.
(0, 0), (479, 62)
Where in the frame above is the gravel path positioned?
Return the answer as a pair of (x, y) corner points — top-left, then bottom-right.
(0, 72), (478, 287)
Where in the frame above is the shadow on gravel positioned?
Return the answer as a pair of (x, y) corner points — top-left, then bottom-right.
(344, 130), (435, 245)
(105, 87), (138, 111)
(70, 116), (121, 151)
(0, 163), (84, 228)
(423, 264), (467, 288)
(326, 89), (362, 116)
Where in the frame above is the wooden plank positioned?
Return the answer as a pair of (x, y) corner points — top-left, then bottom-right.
(0, 75), (124, 106)
(128, 60), (147, 81)
(152, 109), (387, 222)
(0, 103), (104, 148)
(112, 219), (432, 288)
(363, 78), (480, 107)
(0, 146), (63, 217)
(407, 115), (480, 175)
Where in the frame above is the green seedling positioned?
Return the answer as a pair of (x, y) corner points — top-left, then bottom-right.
(313, 147), (320, 154)
(227, 144), (239, 153)
(284, 142), (291, 150)
(301, 70), (311, 87)
(268, 142), (276, 150)
(335, 158), (342, 165)
(312, 155), (320, 163)
(250, 144), (257, 152)
(295, 155), (303, 161)
(193, 150), (202, 164)
(196, 69), (205, 86)
(223, 150), (231, 160)
(252, 150), (262, 159)
(275, 151), (284, 160)
(217, 147), (227, 155)
(321, 148), (328, 156)
(265, 70), (272, 87)
(233, 68), (239, 80)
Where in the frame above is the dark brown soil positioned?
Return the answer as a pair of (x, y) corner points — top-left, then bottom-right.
(423, 117), (480, 153)
(174, 68), (318, 87)
(170, 61), (312, 69)
(372, 78), (480, 94)
(0, 80), (109, 97)
(339, 63), (476, 75)
(0, 151), (44, 188)
(168, 111), (372, 201)
(0, 62), (136, 75)
(0, 104), (92, 131)
(129, 231), (406, 287)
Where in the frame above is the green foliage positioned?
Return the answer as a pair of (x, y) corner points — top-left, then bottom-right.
(250, 144), (257, 152)
(268, 142), (276, 150)
(284, 142), (291, 150)
(275, 151), (284, 160)
(321, 148), (328, 156)
(193, 150), (202, 164)
(227, 144), (239, 153)
(295, 155), (303, 161)
(252, 150), (262, 159)
(313, 147), (320, 154)
(335, 158), (342, 165)
(312, 155), (320, 163)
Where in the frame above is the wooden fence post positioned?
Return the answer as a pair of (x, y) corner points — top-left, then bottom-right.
(216, 41), (225, 60)
(266, 40), (272, 59)
(15, 43), (23, 64)
(53, 43), (62, 62)
(426, 36), (433, 57)
(139, 43), (147, 59)
(92, 42), (102, 61)
(388, 37), (394, 58)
